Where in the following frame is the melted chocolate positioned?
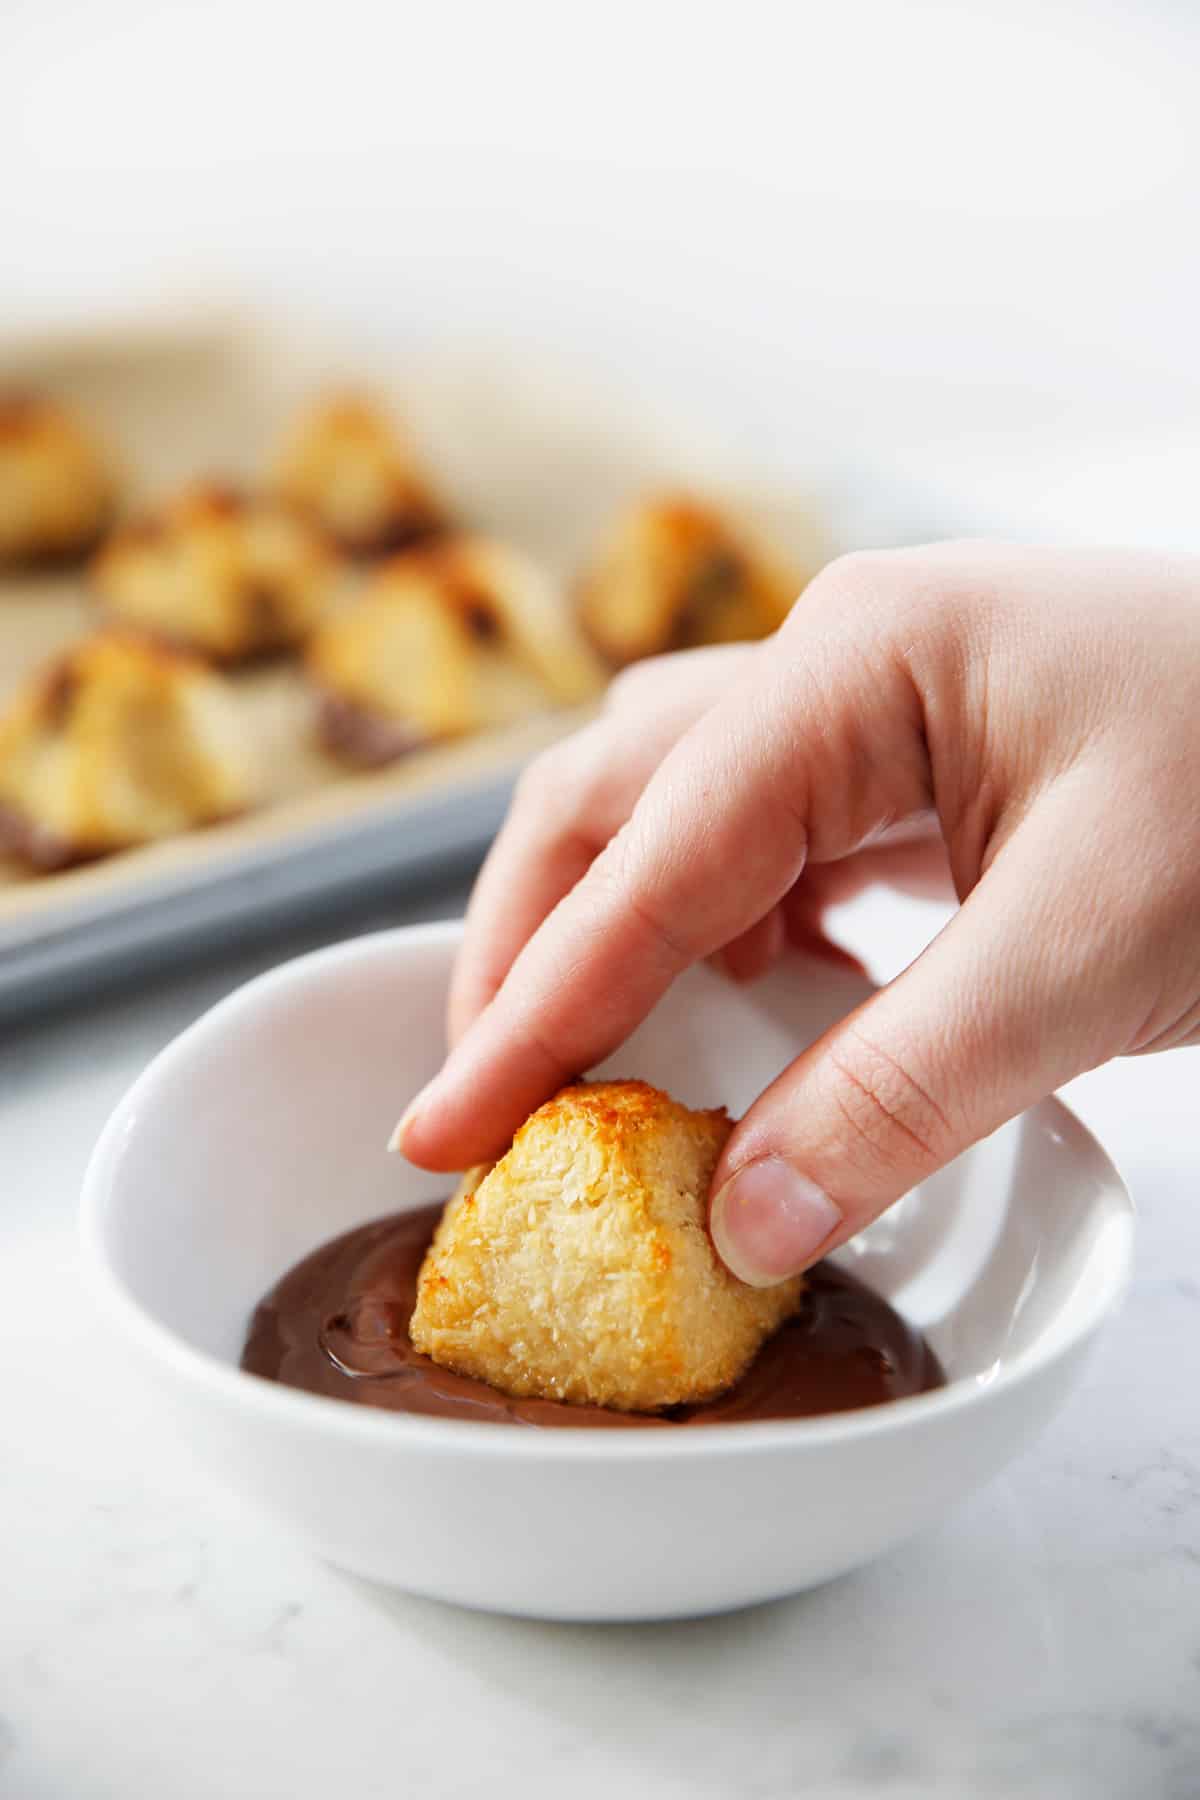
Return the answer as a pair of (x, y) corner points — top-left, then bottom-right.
(674, 548), (746, 648)
(242, 1203), (943, 1428)
(41, 659), (79, 728)
(315, 691), (429, 767)
(0, 799), (85, 872)
(453, 589), (502, 643)
(338, 508), (445, 559)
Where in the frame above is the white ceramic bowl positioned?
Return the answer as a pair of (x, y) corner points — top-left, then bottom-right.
(81, 922), (1133, 1622)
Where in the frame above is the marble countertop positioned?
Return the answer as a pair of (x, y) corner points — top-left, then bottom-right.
(2, 880), (1198, 1800)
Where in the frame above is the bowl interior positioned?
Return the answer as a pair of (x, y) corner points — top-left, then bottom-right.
(90, 924), (1131, 1387)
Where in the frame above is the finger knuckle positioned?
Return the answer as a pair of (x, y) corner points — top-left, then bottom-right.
(515, 739), (592, 820)
(604, 656), (668, 709)
(794, 547), (983, 647)
(796, 549), (904, 612)
(514, 750), (558, 809)
(593, 827), (694, 966)
(517, 722), (638, 849)
(821, 1026), (953, 1177)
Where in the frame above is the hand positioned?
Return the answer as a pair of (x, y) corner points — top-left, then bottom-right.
(448, 642), (951, 1016)
(395, 543), (1200, 1285)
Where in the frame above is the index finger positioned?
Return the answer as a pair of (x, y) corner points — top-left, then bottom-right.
(447, 646), (753, 1043)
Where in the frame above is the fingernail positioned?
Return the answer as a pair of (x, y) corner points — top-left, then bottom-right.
(710, 1159), (843, 1286)
(387, 1086), (433, 1154)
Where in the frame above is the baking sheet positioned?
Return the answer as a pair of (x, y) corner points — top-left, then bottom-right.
(0, 309), (846, 1018)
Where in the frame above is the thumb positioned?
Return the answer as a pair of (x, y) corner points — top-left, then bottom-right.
(709, 796), (1129, 1285)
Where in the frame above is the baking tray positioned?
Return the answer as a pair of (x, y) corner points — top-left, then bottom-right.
(2, 309), (864, 1018)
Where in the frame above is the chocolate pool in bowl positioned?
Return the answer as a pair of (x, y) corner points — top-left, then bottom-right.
(242, 1200), (944, 1426)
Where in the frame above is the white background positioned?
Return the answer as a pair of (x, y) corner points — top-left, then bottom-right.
(5, 0), (1200, 538)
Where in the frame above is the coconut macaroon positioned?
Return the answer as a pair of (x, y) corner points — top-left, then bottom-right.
(577, 494), (807, 666)
(410, 1080), (804, 1413)
(0, 392), (116, 565)
(0, 633), (254, 869)
(308, 535), (603, 764)
(269, 394), (447, 557)
(91, 482), (333, 662)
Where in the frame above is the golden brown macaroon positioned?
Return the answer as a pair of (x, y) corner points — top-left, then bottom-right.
(0, 392), (116, 565)
(577, 494), (807, 666)
(91, 482), (333, 662)
(269, 394), (446, 556)
(0, 632), (254, 869)
(308, 534), (604, 764)
(410, 1080), (804, 1413)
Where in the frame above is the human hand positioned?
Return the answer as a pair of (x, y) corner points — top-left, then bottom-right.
(395, 543), (1200, 1285)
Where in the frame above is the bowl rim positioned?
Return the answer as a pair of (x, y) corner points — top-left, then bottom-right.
(79, 921), (1135, 1464)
